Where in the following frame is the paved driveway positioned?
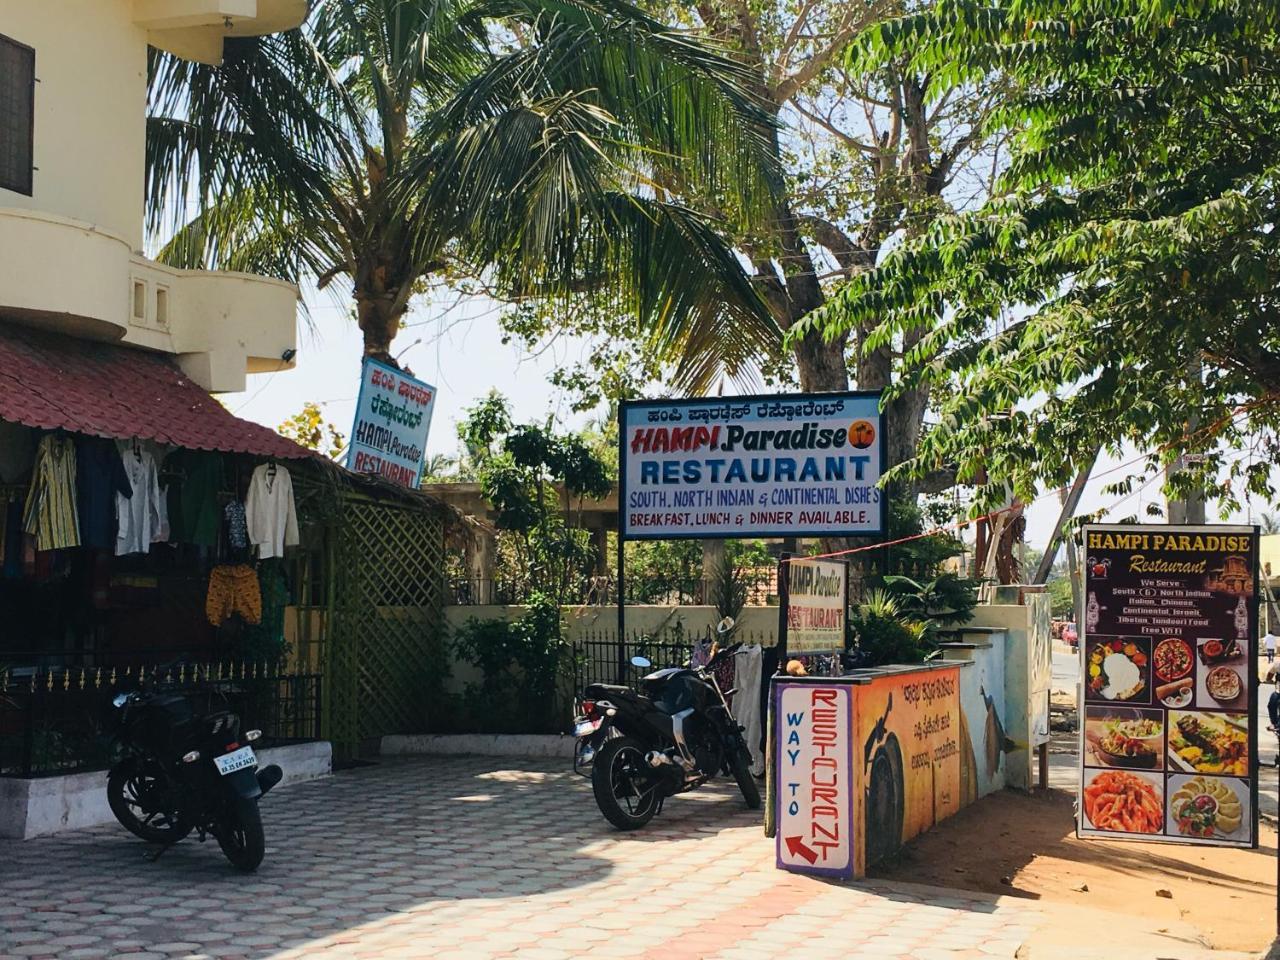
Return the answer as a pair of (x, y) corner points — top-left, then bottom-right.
(0, 758), (1038, 960)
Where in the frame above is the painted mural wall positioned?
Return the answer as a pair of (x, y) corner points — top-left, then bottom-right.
(854, 667), (962, 873)
(955, 643), (1010, 804)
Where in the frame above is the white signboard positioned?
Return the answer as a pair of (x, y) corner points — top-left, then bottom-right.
(620, 392), (885, 540)
(782, 557), (848, 655)
(347, 357), (436, 488)
(775, 682), (854, 878)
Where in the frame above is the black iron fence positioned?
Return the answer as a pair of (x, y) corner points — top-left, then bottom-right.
(574, 630), (696, 690)
(450, 568), (782, 608)
(0, 662), (321, 778)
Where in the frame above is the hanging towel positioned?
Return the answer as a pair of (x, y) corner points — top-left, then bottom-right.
(245, 463), (299, 559)
(23, 434), (80, 551)
(733, 644), (765, 776)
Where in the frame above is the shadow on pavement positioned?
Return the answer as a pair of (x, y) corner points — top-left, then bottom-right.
(0, 757), (629, 958)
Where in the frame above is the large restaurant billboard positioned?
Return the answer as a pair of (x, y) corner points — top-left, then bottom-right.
(1077, 524), (1259, 848)
(619, 392), (886, 540)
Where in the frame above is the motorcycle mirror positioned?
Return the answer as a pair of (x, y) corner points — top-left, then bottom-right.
(630, 655), (652, 669)
(112, 693), (129, 708)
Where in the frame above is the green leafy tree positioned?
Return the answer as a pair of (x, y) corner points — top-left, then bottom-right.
(503, 0), (1000, 472)
(802, 1), (1280, 511)
(147, 0), (779, 385)
(461, 394), (613, 605)
(278, 401), (347, 459)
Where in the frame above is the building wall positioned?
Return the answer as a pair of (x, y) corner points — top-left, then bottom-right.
(0, 0), (302, 393)
(1, 0), (146, 248)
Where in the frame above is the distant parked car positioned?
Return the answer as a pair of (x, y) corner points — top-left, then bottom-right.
(1063, 622), (1079, 647)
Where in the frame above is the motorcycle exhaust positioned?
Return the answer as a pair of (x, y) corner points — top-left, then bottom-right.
(646, 751), (673, 768)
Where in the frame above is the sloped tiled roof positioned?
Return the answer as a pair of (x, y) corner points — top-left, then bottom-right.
(0, 324), (310, 459)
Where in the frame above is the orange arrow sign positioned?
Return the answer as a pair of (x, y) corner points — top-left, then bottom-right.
(785, 835), (818, 864)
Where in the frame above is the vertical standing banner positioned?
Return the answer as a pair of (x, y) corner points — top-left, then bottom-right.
(347, 357), (437, 488)
(775, 681), (854, 878)
(778, 555), (849, 657)
(1078, 524), (1259, 847)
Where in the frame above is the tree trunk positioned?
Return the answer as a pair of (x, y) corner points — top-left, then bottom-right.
(353, 252), (412, 366)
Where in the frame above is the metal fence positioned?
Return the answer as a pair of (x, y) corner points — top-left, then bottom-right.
(450, 568), (782, 608)
(0, 661), (321, 778)
(574, 630), (696, 690)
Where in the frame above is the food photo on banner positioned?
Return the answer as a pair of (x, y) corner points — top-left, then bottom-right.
(1077, 524), (1259, 847)
(346, 357), (437, 488)
(618, 392), (886, 540)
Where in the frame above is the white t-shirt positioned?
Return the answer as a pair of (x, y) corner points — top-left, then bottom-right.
(1266, 632), (1278, 652)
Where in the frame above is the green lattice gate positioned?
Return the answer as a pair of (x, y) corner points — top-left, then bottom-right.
(326, 492), (446, 756)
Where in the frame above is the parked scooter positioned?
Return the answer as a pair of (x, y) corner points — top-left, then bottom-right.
(573, 619), (761, 829)
(107, 682), (283, 871)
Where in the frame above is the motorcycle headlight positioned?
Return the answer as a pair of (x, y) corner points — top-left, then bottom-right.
(181, 750), (201, 763)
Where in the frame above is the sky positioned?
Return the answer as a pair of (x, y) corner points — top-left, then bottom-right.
(222, 291), (1278, 557)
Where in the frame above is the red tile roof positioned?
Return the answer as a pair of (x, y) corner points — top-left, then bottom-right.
(0, 324), (312, 459)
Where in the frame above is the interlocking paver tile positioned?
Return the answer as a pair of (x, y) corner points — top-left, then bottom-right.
(0, 757), (1037, 958)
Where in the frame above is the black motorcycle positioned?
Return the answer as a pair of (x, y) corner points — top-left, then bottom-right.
(106, 684), (284, 871)
(573, 641), (761, 830)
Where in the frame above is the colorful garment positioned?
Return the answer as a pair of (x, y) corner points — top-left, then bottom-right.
(245, 463), (299, 560)
(225, 500), (248, 550)
(75, 436), (132, 550)
(23, 434), (79, 550)
(115, 440), (162, 556)
(243, 558), (289, 659)
(206, 564), (263, 625)
(164, 449), (225, 547)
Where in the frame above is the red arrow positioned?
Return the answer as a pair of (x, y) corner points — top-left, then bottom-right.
(785, 836), (818, 865)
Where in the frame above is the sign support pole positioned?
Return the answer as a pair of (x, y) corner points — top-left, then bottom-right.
(615, 528), (627, 684)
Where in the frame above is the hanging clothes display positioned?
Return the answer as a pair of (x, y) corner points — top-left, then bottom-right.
(224, 500), (248, 551)
(164, 449), (225, 547)
(206, 563), (263, 625)
(115, 440), (162, 556)
(733, 644), (765, 776)
(1, 490), (24, 578)
(245, 462), (299, 560)
(74, 436), (132, 550)
(243, 558), (289, 658)
(23, 433), (80, 551)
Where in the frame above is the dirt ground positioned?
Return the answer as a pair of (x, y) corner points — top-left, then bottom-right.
(870, 787), (1278, 953)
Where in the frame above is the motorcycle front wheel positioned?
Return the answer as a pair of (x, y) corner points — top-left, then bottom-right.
(216, 800), (265, 872)
(591, 736), (661, 830)
(107, 761), (192, 845)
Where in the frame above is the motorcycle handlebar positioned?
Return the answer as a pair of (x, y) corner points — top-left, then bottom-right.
(706, 642), (743, 669)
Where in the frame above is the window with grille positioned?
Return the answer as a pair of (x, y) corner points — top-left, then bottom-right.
(0, 33), (34, 196)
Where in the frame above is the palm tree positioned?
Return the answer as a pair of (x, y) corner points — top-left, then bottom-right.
(1261, 512), (1280, 536)
(147, 0), (780, 389)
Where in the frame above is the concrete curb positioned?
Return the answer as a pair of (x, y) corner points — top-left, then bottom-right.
(0, 740), (332, 839)
(381, 734), (575, 759)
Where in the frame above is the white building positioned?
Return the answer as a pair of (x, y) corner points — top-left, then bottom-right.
(0, 0), (307, 391)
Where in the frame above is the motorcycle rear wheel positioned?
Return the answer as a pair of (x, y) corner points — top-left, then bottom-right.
(730, 744), (761, 810)
(592, 737), (661, 830)
(107, 762), (192, 845)
(216, 800), (265, 872)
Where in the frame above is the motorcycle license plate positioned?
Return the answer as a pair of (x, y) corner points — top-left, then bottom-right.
(214, 746), (257, 776)
(573, 719), (601, 738)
